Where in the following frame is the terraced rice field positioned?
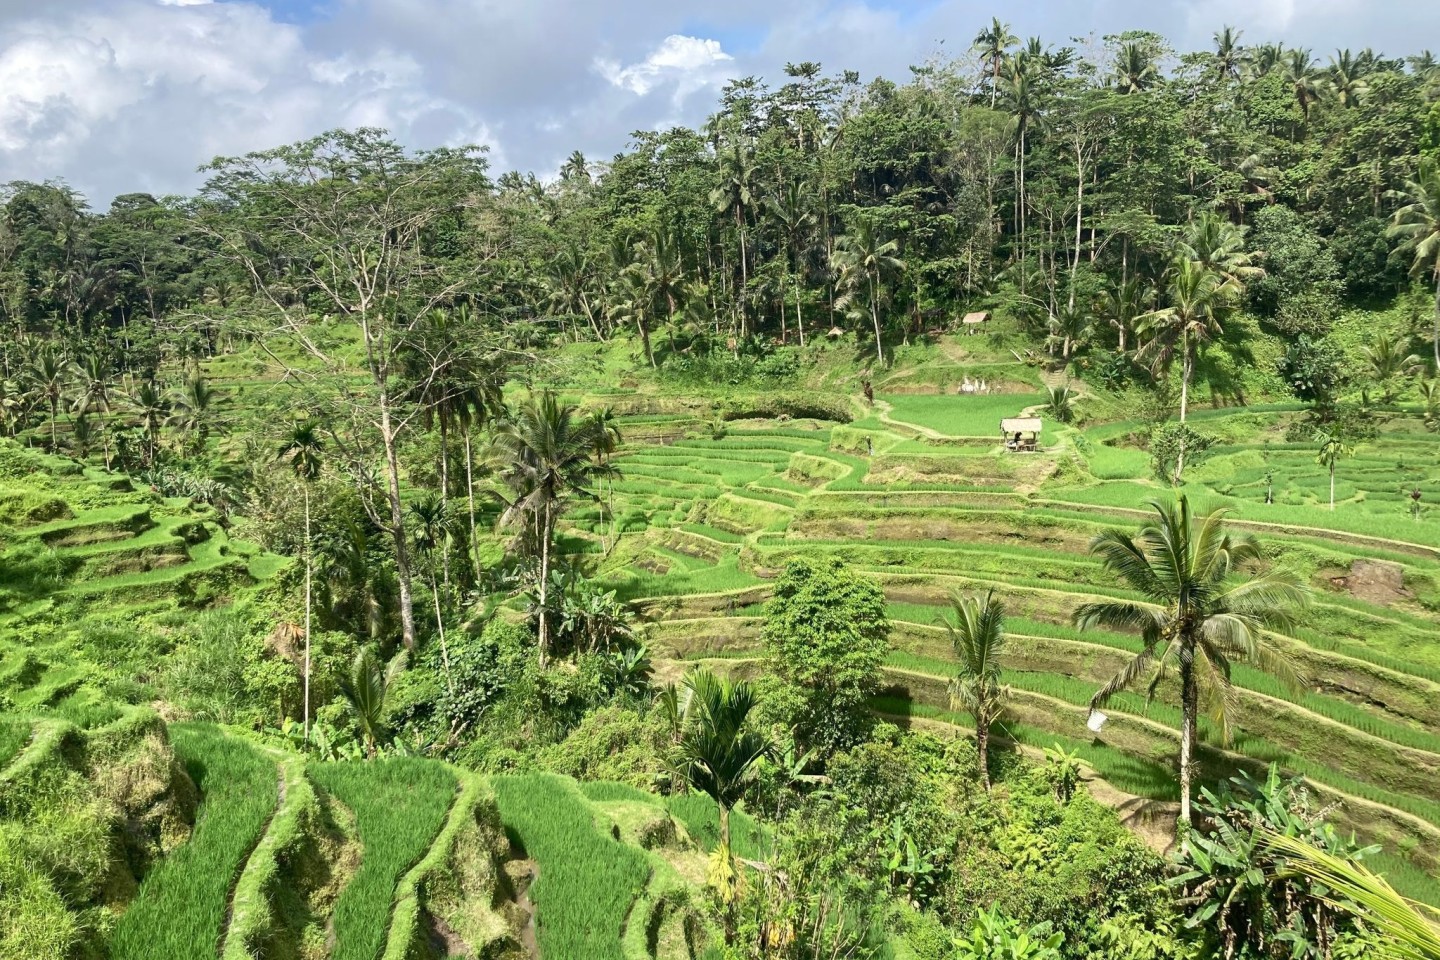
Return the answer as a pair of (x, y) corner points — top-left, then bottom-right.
(577, 390), (1440, 902)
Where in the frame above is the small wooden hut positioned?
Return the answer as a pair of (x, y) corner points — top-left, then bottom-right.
(1001, 417), (1042, 453)
(961, 311), (990, 335)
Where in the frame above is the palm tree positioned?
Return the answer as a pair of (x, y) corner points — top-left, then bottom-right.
(634, 226), (687, 357)
(1315, 430), (1354, 510)
(612, 268), (658, 368)
(1112, 41), (1159, 94)
(1047, 303), (1092, 360)
(1262, 833), (1440, 960)
(1329, 49), (1370, 107)
(1362, 333), (1422, 401)
(1180, 213), (1262, 293)
(1073, 497), (1309, 829)
(409, 492), (455, 693)
(277, 422), (323, 740)
(709, 140), (757, 334)
(1214, 26), (1245, 81)
(1137, 258), (1237, 481)
(767, 180), (817, 345)
(166, 372), (214, 455)
(584, 407), (623, 553)
(677, 667), (773, 932)
(127, 380), (168, 467)
(27, 342), (67, 449)
(69, 352), (114, 467)
(1284, 49), (1323, 122)
(1388, 162), (1440, 369)
(973, 17), (1018, 108)
(344, 645), (407, 758)
(491, 392), (614, 664)
(941, 590), (1009, 791)
(834, 221), (905, 365)
(1098, 276), (1154, 354)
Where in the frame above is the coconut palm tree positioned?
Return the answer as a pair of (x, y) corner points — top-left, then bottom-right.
(767, 180), (817, 345)
(1073, 496), (1309, 830)
(677, 667), (773, 934)
(1179, 213), (1263, 294)
(69, 352), (115, 467)
(344, 645), (407, 758)
(634, 226), (687, 355)
(1112, 41), (1159, 93)
(127, 380), (168, 466)
(1388, 162), (1440, 370)
(491, 392), (614, 664)
(584, 407), (623, 553)
(1137, 258), (1237, 481)
(973, 17), (1018, 108)
(1362, 333), (1422, 401)
(834, 221), (905, 365)
(166, 372), (214, 455)
(1315, 429), (1354, 510)
(1097, 276), (1154, 354)
(409, 492), (455, 693)
(709, 140), (757, 334)
(26, 342), (68, 449)
(1328, 49), (1370, 107)
(1214, 26), (1245, 81)
(277, 421), (323, 739)
(941, 590), (1009, 791)
(1284, 49), (1324, 122)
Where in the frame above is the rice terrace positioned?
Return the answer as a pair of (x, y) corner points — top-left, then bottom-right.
(4, 6), (1440, 960)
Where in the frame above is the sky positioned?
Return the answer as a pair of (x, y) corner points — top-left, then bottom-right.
(1, 0), (1438, 206)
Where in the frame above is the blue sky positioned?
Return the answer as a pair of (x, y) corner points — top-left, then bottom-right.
(1, 0), (1438, 204)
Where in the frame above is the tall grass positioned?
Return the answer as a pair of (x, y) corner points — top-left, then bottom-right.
(312, 758), (458, 960)
(493, 773), (651, 960)
(110, 724), (277, 960)
(0, 717), (29, 768)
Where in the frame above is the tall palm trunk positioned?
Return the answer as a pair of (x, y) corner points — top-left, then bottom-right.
(1178, 642), (1198, 838)
(869, 273), (884, 365)
(735, 206), (748, 338)
(1330, 459), (1337, 510)
(379, 392), (419, 650)
(464, 431), (479, 579)
(538, 499), (553, 666)
(1432, 270), (1440, 370)
(1176, 330), (1192, 484)
(977, 723), (991, 791)
(303, 483), (312, 741)
(794, 278), (806, 347)
(431, 568), (453, 694)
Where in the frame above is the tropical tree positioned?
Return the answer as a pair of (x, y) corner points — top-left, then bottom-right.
(166, 372), (215, 455)
(1263, 833), (1440, 960)
(1043, 384), (1078, 424)
(973, 17), (1019, 108)
(1112, 41), (1159, 94)
(69, 352), (114, 466)
(709, 139), (757, 334)
(1329, 49), (1371, 107)
(1284, 49), (1324, 122)
(834, 221), (904, 365)
(409, 492), (455, 693)
(1214, 26), (1245, 81)
(940, 589), (1009, 791)
(1315, 429), (1355, 510)
(677, 667), (773, 932)
(1388, 162), (1440, 369)
(26, 342), (67, 449)
(343, 645), (407, 758)
(277, 421), (323, 739)
(1180, 212), (1262, 293)
(491, 391), (614, 664)
(1137, 258), (1237, 480)
(1073, 497), (1310, 829)
(1362, 333), (1422, 401)
(1097, 276), (1153, 354)
(127, 380), (168, 466)
(767, 180), (817, 345)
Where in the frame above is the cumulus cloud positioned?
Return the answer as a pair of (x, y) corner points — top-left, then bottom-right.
(596, 34), (735, 102)
(0, 0), (1437, 205)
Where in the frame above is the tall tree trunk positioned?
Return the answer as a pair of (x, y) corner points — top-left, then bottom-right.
(1176, 331), (1191, 484)
(870, 274), (884, 366)
(1432, 270), (1440, 371)
(736, 206), (748, 339)
(538, 500), (552, 666)
(379, 389), (419, 650)
(978, 722), (990, 791)
(464, 431), (478, 579)
(303, 483), (312, 741)
(1330, 459), (1336, 510)
(431, 569), (453, 694)
(1179, 643), (1197, 839)
(795, 278), (806, 347)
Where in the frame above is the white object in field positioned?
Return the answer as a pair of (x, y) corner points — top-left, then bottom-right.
(1086, 710), (1108, 733)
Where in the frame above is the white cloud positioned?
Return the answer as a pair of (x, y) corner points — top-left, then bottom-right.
(595, 34), (735, 103)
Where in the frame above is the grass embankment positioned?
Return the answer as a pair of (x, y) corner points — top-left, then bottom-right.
(493, 773), (653, 960)
(109, 724), (277, 960)
(311, 758), (458, 960)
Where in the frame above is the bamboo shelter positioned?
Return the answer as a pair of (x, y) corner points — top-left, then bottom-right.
(1001, 417), (1042, 453)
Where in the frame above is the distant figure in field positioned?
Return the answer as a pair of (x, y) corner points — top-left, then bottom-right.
(865, 436), (874, 456)
(862, 379), (874, 405)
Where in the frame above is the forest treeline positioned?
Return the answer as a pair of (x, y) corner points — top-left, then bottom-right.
(3, 24), (1439, 377)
